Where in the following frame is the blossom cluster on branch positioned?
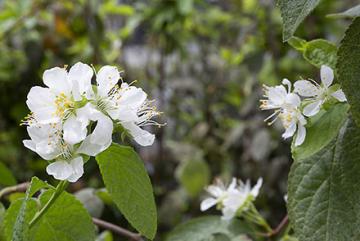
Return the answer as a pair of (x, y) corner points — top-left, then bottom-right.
(260, 65), (346, 146)
(22, 62), (161, 182)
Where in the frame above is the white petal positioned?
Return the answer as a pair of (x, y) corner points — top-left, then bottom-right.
(295, 123), (306, 146)
(282, 122), (296, 139)
(250, 178), (263, 197)
(89, 112), (113, 145)
(46, 161), (73, 181)
(96, 66), (120, 97)
(331, 89), (347, 102)
(200, 198), (218, 211)
(303, 100), (322, 117)
(294, 80), (319, 97)
(23, 140), (36, 152)
(68, 62), (94, 101)
(122, 122), (155, 146)
(66, 157), (84, 183)
(26, 87), (58, 123)
(63, 116), (88, 145)
(267, 85), (287, 106)
(43, 67), (71, 94)
(221, 207), (236, 220)
(285, 93), (301, 107)
(321, 65), (334, 88)
(227, 178), (237, 191)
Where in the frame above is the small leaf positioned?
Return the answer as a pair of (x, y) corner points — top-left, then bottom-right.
(0, 162), (16, 187)
(288, 37), (337, 68)
(96, 143), (157, 239)
(328, 4), (360, 19)
(337, 17), (360, 126)
(176, 159), (210, 197)
(288, 118), (360, 241)
(292, 103), (349, 160)
(165, 216), (254, 241)
(278, 0), (322, 41)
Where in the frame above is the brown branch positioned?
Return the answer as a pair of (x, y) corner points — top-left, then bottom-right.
(0, 182), (30, 199)
(267, 215), (289, 237)
(92, 217), (144, 241)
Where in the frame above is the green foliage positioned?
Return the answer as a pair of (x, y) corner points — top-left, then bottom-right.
(337, 17), (360, 126)
(176, 159), (210, 197)
(0, 162), (16, 187)
(0, 202), (6, 241)
(278, 0), (322, 41)
(96, 143), (157, 240)
(4, 189), (96, 241)
(292, 103), (349, 160)
(96, 231), (113, 241)
(165, 216), (254, 241)
(328, 5), (360, 19)
(288, 118), (360, 241)
(288, 37), (337, 68)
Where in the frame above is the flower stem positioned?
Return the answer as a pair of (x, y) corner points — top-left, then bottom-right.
(29, 180), (68, 228)
(243, 203), (272, 232)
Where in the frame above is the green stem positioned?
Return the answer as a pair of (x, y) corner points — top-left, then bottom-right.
(29, 180), (68, 228)
(243, 203), (272, 232)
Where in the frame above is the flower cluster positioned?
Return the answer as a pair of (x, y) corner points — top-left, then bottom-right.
(22, 62), (161, 182)
(200, 177), (263, 220)
(260, 65), (346, 146)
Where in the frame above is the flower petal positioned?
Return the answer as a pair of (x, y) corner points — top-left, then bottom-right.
(96, 66), (120, 97)
(221, 207), (236, 221)
(68, 62), (94, 101)
(43, 67), (71, 94)
(250, 178), (263, 197)
(294, 80), (319, 97)
(331, 89), (347, 102)
(285, 93), (301, 107)
(321, 65), (334, 88)
(200, 198), (218, 211)
(303, 100), (322, 117)
(282, 121), (296, 139)
(66, 157), (84, 183)
(122, 122), (155, 146)
(46, 161), (73, 181)
(295, 123), (306, 146)
(63, 115), (88, 145)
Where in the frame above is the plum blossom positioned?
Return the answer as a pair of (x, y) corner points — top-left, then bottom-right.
(294, 65), (347, 117)
(260, 79), (306, 146)
(201, 177), (263, 220)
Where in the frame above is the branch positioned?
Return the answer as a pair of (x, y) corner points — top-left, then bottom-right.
(92, 217), (144, 241)
(267, 215), (289, 237)
(0, 182), (30, 199)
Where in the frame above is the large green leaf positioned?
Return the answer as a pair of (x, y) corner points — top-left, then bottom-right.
(288, 118), (360, 241)
(4, 190), (96, 241)
(278, 0), (322, 41)
(0, 202), (6, 241)
(328, 5), (360, 19)
(288, 37), (337, 69)
(337, 17), (360, 126)
(292, 103), (349, 160)
(96, 143), (157, 240)
(165, 216), (254, 241)
(0, 162), (16, 187)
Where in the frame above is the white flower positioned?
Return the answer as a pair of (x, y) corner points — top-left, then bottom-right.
(201, 177), (263, 221)
(294, 65), (347, 117)
(25, 62), (93, 125)
(260, 79), (306, 146)
(93, 66), (161, 146)
(46, 157), (84, 183)
(279, 107), (307, 146)
(200, 178), (237, 211)
(221, 178), (262, 220)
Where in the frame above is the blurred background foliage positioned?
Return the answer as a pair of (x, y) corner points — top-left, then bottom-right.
(0, 0), (357, 240)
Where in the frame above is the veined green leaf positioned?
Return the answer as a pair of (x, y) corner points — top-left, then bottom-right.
(337, 17), (360, 126)
(288, 118), (360, 241)
(278, 0), (322, 41)
(96, 143), (157, 240)
(0, 162), (16, 187)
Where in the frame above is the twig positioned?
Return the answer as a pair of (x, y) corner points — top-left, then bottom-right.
(92, 217), (144, 241)
(0, 182), (30, 199)
(267, 215), (289, 237)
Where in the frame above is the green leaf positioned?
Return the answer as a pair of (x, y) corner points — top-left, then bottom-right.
(288, 118), (360, 241)
(292, 103), (349, 160)
(165, 216), (254, 241)
(96, 143), (157, 239)
(288, 37), (337, 68)
(96, 231), (113, 241)
(278, 0), (322, 41)
(0, 202), (6, 241)
(337, 17), (360, 126)
(0, 162), (16, 186)
(4, 190), (96, 241)
(328, 5), (360, 19)
(176, 159), (210, 197)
